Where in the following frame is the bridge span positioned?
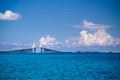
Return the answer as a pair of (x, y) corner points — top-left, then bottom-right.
(0, 42), (60, 53)
(0, 47), (60, 53)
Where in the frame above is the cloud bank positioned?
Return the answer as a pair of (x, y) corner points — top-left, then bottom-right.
(0, 10), (21, 20)
(79, 29), (119, 46)
(39, 20), (120, 49)
(39, 30), (120, 49)
(65, 30), (119, 48)
(79, 29), (114, 46)
(69, 20), (120, 47)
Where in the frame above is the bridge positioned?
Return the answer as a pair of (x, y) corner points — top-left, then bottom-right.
(0, 42), (60, 53)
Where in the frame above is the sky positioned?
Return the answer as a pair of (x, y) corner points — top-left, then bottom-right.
(0, 0), (120, 52)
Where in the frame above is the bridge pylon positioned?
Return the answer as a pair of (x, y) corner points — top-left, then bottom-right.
(32, 42), (36, 53)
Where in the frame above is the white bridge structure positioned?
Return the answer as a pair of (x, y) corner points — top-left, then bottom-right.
(32, 42), (60, 53)
(0, 42), (60, 53)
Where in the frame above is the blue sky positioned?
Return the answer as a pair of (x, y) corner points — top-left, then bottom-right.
(0, 0), (120, 52)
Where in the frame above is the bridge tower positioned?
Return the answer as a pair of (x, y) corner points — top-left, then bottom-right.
(39, 44), (43, 53)
(32, 42), (36, 53)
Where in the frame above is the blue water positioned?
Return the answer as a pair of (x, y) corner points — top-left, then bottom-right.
(0, 52), (120, 80)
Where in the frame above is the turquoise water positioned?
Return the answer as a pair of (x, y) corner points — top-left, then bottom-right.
(0, 52), (120, 80)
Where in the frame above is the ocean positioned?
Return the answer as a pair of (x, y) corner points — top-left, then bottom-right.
(0, 52), (120, 80)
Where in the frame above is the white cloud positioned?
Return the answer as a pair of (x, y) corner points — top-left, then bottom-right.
(83, 20), (109, 30)
(39, 35), (60, 47)
(38, 29), (120, 49)
(65, 29), (120, 47)
(70, 20), (120, 47)
(0, 10), (21, 20)
(73, 20), (109, 30)
(78, 29), (116, 46)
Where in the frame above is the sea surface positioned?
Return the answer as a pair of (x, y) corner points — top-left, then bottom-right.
(0, 52), (120, 80)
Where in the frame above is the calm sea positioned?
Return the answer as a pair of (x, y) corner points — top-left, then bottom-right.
(0, 52), (120, 80)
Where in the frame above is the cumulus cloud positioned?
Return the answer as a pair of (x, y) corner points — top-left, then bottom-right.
(68, 19), (120, 47)
(39, 29), (120, 49)
(70, 20), (120, 47)
(39, 35), (60, 47)
(65, 29), (120, 47)
(0, 10), (21, 20)
(73, 20), (109, 30)
(79, 29), (116, 46)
